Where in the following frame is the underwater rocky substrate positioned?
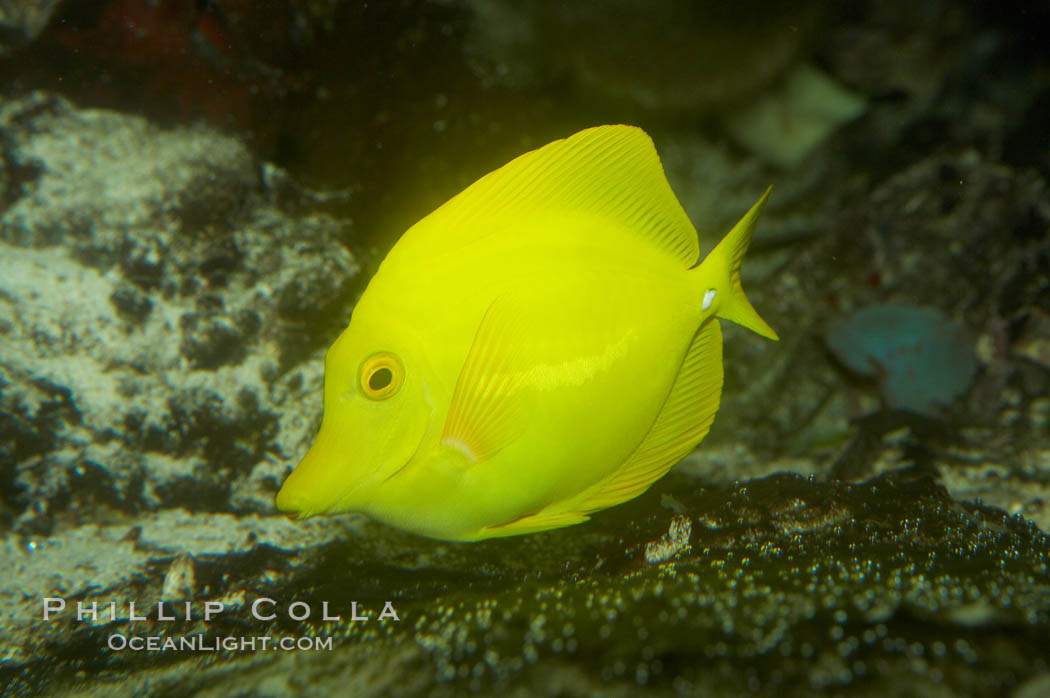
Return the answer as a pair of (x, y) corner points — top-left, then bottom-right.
(4, 469), (1048, 697)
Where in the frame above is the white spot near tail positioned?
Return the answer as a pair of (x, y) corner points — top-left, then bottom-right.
(702, 289), (716, 311)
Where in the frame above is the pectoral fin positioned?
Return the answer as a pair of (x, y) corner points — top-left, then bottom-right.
(441, 296), (532, 464)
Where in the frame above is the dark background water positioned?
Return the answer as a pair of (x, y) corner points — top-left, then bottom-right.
(6, 1), (1046, 253)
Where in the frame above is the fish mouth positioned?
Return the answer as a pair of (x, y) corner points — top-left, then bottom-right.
(274, 484), (314, 519)
(276, 416), (432, 518)
(276, 468), (360, 518)
(277, 368), (437, 518)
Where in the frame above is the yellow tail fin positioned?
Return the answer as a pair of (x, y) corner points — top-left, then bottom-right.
(701, 187), (779, 341)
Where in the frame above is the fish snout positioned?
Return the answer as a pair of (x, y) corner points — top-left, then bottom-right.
(274, 483), (313, 519)
(274, 449), (330, 517)
(275, 430), (363, 517)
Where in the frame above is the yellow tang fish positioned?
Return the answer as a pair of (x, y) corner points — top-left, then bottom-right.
(276, 125), (778, 541)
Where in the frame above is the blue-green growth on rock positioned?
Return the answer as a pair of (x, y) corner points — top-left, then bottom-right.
(825, 303), (978, 416)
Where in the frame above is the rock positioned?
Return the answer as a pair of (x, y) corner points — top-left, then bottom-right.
(0, 0), (61, 56)
(0, 92), (359, 531)
(724, 64), (866, 169)
(5, 470), (1049, 696)
(462, 0), (823, 112)
(462, 0), (864, 167)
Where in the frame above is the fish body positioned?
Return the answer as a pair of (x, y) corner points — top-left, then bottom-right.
(276, 125), (777, 541)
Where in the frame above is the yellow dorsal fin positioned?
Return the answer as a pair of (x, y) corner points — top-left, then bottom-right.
(400, 125), (700, 266)
(564, 319), (723, 514)
(441, 296), (531, 463)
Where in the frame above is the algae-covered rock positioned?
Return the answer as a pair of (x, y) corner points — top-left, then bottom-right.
(0, 92), (359, 529)
(4, 470), (1048, 697)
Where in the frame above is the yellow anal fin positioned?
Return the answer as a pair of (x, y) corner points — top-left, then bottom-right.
(473, 320), (723, 539)
(441, 296), (531, 464)
(559, 319), (725, 515)
(478, 511), (590, 540)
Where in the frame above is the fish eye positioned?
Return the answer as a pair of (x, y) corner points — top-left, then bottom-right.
(359, 352), (404, 400)
(369, 367), (393, 390)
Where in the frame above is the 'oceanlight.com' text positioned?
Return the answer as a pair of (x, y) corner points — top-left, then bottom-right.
(107, 634), (334, 652)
